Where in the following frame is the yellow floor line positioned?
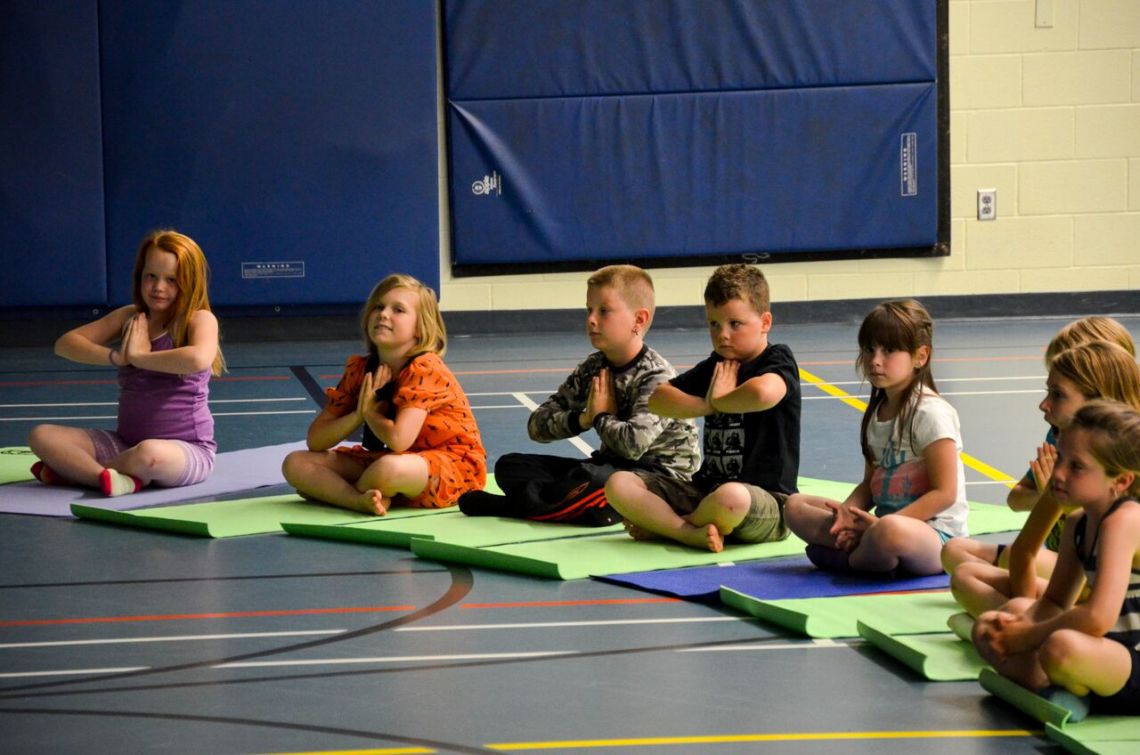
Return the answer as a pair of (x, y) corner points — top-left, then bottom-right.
(487, 728), (1038, 750)
(798, 368), (1018, 488)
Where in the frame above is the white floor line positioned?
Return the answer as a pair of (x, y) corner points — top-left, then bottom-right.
(0, 629), (344, 650)
(512, 392), (595, 456)
(0, 397), (307, 409)
(0, 641), (853, 679)
(678, 638), (862, 652)
(216, 650), (574, 669)
(0, 666), (148, 679)
(2, 409), (316, 422)
(396, 616), (746, 632)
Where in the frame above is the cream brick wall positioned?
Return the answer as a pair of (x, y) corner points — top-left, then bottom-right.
(437, 0), (1140, 315)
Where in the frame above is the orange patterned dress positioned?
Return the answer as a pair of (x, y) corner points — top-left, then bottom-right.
(325, 352), (486, 508)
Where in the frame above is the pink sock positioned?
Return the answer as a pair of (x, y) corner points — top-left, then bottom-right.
(31, 461), (65, 486)
(99, 468), (142, 497)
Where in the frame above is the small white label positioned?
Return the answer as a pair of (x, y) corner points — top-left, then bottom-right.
(241, 261), (306, 279)
(472, 170), (502, 197)
(900, 132), (918, 197)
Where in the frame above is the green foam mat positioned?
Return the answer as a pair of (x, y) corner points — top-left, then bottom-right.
(980, 667), (1076, 727)
(1047, 721), (1140, 755)
(69, 494), (412, 538)
(856, 622), (986, 680)
(412, 531), (807, 580)
(283, 511), (621, 549)
(719, 589), (960, 638)
(982, 669), (1140, 746)
(0, 447), (36, 484)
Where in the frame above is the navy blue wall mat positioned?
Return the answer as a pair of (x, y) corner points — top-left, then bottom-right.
(3, 0), (440, 311)
(444, 0), (949, 276)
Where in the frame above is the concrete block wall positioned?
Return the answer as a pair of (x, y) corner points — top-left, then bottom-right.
(438, 0), (1140, 316)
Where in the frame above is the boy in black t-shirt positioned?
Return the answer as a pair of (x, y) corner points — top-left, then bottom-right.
(605, 264), (801, 552)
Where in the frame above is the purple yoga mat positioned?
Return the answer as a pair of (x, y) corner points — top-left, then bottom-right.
(0, 441), (306, 517)
(596, 555), (949, 602)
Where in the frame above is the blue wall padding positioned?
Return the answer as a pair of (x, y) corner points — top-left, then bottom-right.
(446, 0), (936, 99)
(445, 0), (941, 269)
(99, 0), (440, 307)
(0, 1), (107, 307)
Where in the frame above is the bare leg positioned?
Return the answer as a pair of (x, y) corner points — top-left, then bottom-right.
(356, 453), (430, 511)
(950, 560), (1049, 617)
(973, 600), (1049, 690)
(27, 424), (103, 488)
(941, 536), (1001, 573)
(1041, 629), (1133, 697)
(783, 494), (842, 547)
(106, 438), (190, 487)
(849, 515), (945, 575)
(605, 471), (723, 552)
(282, 450), (384, 514)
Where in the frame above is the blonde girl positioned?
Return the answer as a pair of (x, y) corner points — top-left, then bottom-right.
(27, 230), (224, 496)
(973, 400), (1140, 720)
(784, 299), (968, 575)
(943, 317), (1135, 575)
(949, 340), (1140, 617)
(282, 274), (486, 514)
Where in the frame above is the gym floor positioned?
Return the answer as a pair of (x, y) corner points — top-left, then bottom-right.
(2, 312), (1135, 754)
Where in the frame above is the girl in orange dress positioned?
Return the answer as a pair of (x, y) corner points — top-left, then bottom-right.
(282, 274), (485, 514)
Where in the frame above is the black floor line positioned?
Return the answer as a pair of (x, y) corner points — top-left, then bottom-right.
(0, 565), (475, 698)
(2, 625), (788, 701)
(289, 365), (328, 407)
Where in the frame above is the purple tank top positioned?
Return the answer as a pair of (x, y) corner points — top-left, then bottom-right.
(116, 332), (216, 451)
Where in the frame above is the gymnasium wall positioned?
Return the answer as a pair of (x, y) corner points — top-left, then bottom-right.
(1, 0), (439, 311)
(439, 0), (1140, 316)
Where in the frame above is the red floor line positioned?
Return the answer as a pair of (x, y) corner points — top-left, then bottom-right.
(0, 605), (415, 627)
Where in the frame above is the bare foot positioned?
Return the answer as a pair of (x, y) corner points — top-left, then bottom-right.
(700, 523), (724, 553)
(623, 520), (660, 541)
(356, 489), (388, 516)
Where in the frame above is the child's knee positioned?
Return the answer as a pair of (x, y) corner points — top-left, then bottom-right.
(941, 537), (970, 571)
(129, 439), (172, 470)
(706, 483), (751, 517)
(281, 450), (308, 482)
(1040, 630), (1083, 678)
(604, 471), (642, 503)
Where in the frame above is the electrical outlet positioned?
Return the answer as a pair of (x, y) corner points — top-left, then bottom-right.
(977, 188), (997, 221)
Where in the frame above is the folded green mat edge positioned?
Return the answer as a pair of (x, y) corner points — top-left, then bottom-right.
(1046, 721), (1140, 754)
(412, 537), (564, 579)
(979, 667), (1073, 728)
(72, 503), (214, 537)
(856, 622), (988, 682)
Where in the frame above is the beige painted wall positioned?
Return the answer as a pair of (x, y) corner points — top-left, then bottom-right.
(437, 0), (1140, 314)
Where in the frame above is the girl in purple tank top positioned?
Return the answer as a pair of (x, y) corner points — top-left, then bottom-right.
(27, 230), (225, 497)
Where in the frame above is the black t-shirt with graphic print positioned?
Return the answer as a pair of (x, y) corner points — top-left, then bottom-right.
(670, 343), (800, 495)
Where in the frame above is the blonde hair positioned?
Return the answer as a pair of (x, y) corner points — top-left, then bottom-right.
(1046, 316), (1136, 365)
(587, 264), (656, 330)
(856, 300), (938, 465)
(360, 274), (447, 359)
(1069, 400), (1140, 497)
(131, 229), (225, 376)
(1049, 340), (1140, 411)
(704, 264), (769, 315)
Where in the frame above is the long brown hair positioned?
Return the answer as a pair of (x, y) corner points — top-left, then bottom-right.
(856, 300), (937, 464)
(131, 230), (225, 375)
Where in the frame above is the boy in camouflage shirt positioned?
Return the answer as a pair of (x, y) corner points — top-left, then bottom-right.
(459, 265), (699, 525)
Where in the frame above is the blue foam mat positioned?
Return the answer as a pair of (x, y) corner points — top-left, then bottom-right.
(596, 555), (949, 602)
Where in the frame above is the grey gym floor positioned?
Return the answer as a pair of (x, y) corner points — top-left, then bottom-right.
(2, 312), (1136, 754)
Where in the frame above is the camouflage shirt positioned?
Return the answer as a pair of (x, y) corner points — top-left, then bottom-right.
(527, 345), (701, 480)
